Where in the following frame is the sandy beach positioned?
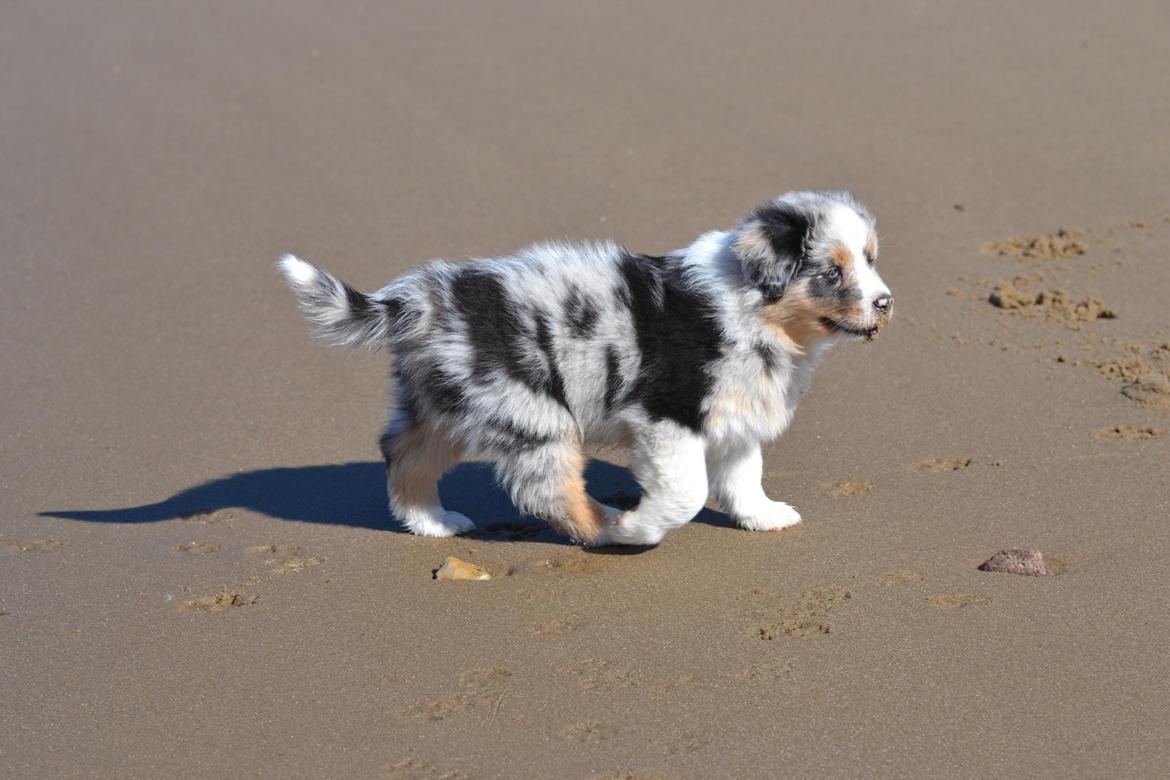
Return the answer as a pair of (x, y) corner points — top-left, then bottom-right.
(3, 1), (1169, 777)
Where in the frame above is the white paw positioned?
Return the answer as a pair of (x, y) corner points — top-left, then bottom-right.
(736, 500), (801, 532)
(590, 509), (668, 547)
(398, 508), (476, 537)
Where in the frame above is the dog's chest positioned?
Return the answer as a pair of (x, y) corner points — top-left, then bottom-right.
(702, 349), (814, 441)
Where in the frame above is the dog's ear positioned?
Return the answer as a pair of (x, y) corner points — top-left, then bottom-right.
(733, 201), (814, 303)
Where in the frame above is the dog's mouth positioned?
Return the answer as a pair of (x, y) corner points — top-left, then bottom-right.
(820, 316), (881, 341)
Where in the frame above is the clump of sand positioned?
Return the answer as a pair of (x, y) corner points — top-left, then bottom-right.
(181, 590), (257, 612)
(1093, 425), (1161, 441)
(909, 457), (972, 473)
(982, 228), (1087, 260)
(989, 277), (1116, 324)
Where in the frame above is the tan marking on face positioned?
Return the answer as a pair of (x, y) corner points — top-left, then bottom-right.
(762, 278), (870, 349)
(387, 421), (464, 512)
(865, 232), (878, 262)
(829, 243), (852, 270)
(762, 283), (833, 350)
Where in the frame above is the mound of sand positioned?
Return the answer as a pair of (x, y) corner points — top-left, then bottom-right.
(982, 228), (1087, 260)
(989, 278), (1116, 324)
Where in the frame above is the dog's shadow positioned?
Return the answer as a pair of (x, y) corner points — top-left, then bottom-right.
(40, 459), (732, 545)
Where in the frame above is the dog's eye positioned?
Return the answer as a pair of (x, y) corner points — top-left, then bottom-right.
(867, 255), (877, 266)
(823, 267), (841, 283)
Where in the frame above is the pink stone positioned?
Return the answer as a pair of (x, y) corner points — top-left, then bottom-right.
(978, 549), (1049, 577)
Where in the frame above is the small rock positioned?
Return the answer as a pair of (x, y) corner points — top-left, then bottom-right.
(434, 556), (491, 581)
(978, 549), (1049, 576)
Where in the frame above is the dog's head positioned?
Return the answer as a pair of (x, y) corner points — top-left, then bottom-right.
(733, 191), (893, 347)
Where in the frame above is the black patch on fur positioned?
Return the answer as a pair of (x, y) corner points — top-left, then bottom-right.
(450, 268), (568, 410)
(534, 312), (569, 410)
(740, 202), (813, 302)
(419, 368), (467, 416)
(485, 417), (553, 449)
(565, 287), (600, 339)
(603, 345), (623, 411)
(617, 253), (725, 431)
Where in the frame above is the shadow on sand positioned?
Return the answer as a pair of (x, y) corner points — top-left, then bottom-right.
(41, 459), (733, 544)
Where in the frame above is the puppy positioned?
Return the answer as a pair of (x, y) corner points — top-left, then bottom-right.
(278, 190), (893, 546)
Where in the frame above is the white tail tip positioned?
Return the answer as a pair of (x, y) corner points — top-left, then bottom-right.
(278, 254), (317, 285)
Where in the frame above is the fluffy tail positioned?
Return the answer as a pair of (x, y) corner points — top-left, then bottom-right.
(277, 254), (395, 348)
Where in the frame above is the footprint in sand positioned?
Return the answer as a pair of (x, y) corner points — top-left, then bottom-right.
(382, 757), (469, 780)
(878, 570), (926, 585)
(908, 457), (972, 473)
(751, 586), (852, 640)
(403, 666), (513, 723)
(1122, 374), (1170, 410)
(531, 616), (585, 636)
(169, 542), (221, 554)
(247, 544), (323, 574)
(650, 673), (702, 696)
(820, 480), (874, 497)
(7, 539), (65, 553)
(927, 593), (992, 609)
(656, 729), (709, 755)
(1092, 425), (1160, 441)
(734, 658), (793, 682)
(560, 659), (638, 692)
(508, 553), (603, 578)
(180, 509), (233, 525)
(558, 721), (614, 744)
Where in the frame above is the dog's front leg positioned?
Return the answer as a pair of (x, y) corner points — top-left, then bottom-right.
(708, 438), (801, 532)
(595, 422), (708, 546)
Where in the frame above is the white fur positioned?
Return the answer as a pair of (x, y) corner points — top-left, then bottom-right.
(596, 422), (709, 546)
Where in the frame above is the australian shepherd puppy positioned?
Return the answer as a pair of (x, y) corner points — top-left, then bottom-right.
(279, 190), (893, 546)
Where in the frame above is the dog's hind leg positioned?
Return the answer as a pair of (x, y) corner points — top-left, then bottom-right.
(380, 415), (473, 537)
(594, 421), (709, 546)
(493, 438), (618, 545)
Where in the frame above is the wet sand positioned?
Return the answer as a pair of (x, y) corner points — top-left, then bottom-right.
(3, 1), (1169, 777)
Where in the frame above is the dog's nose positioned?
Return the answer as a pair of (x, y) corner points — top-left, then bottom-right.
(872, 294), (893, 313)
